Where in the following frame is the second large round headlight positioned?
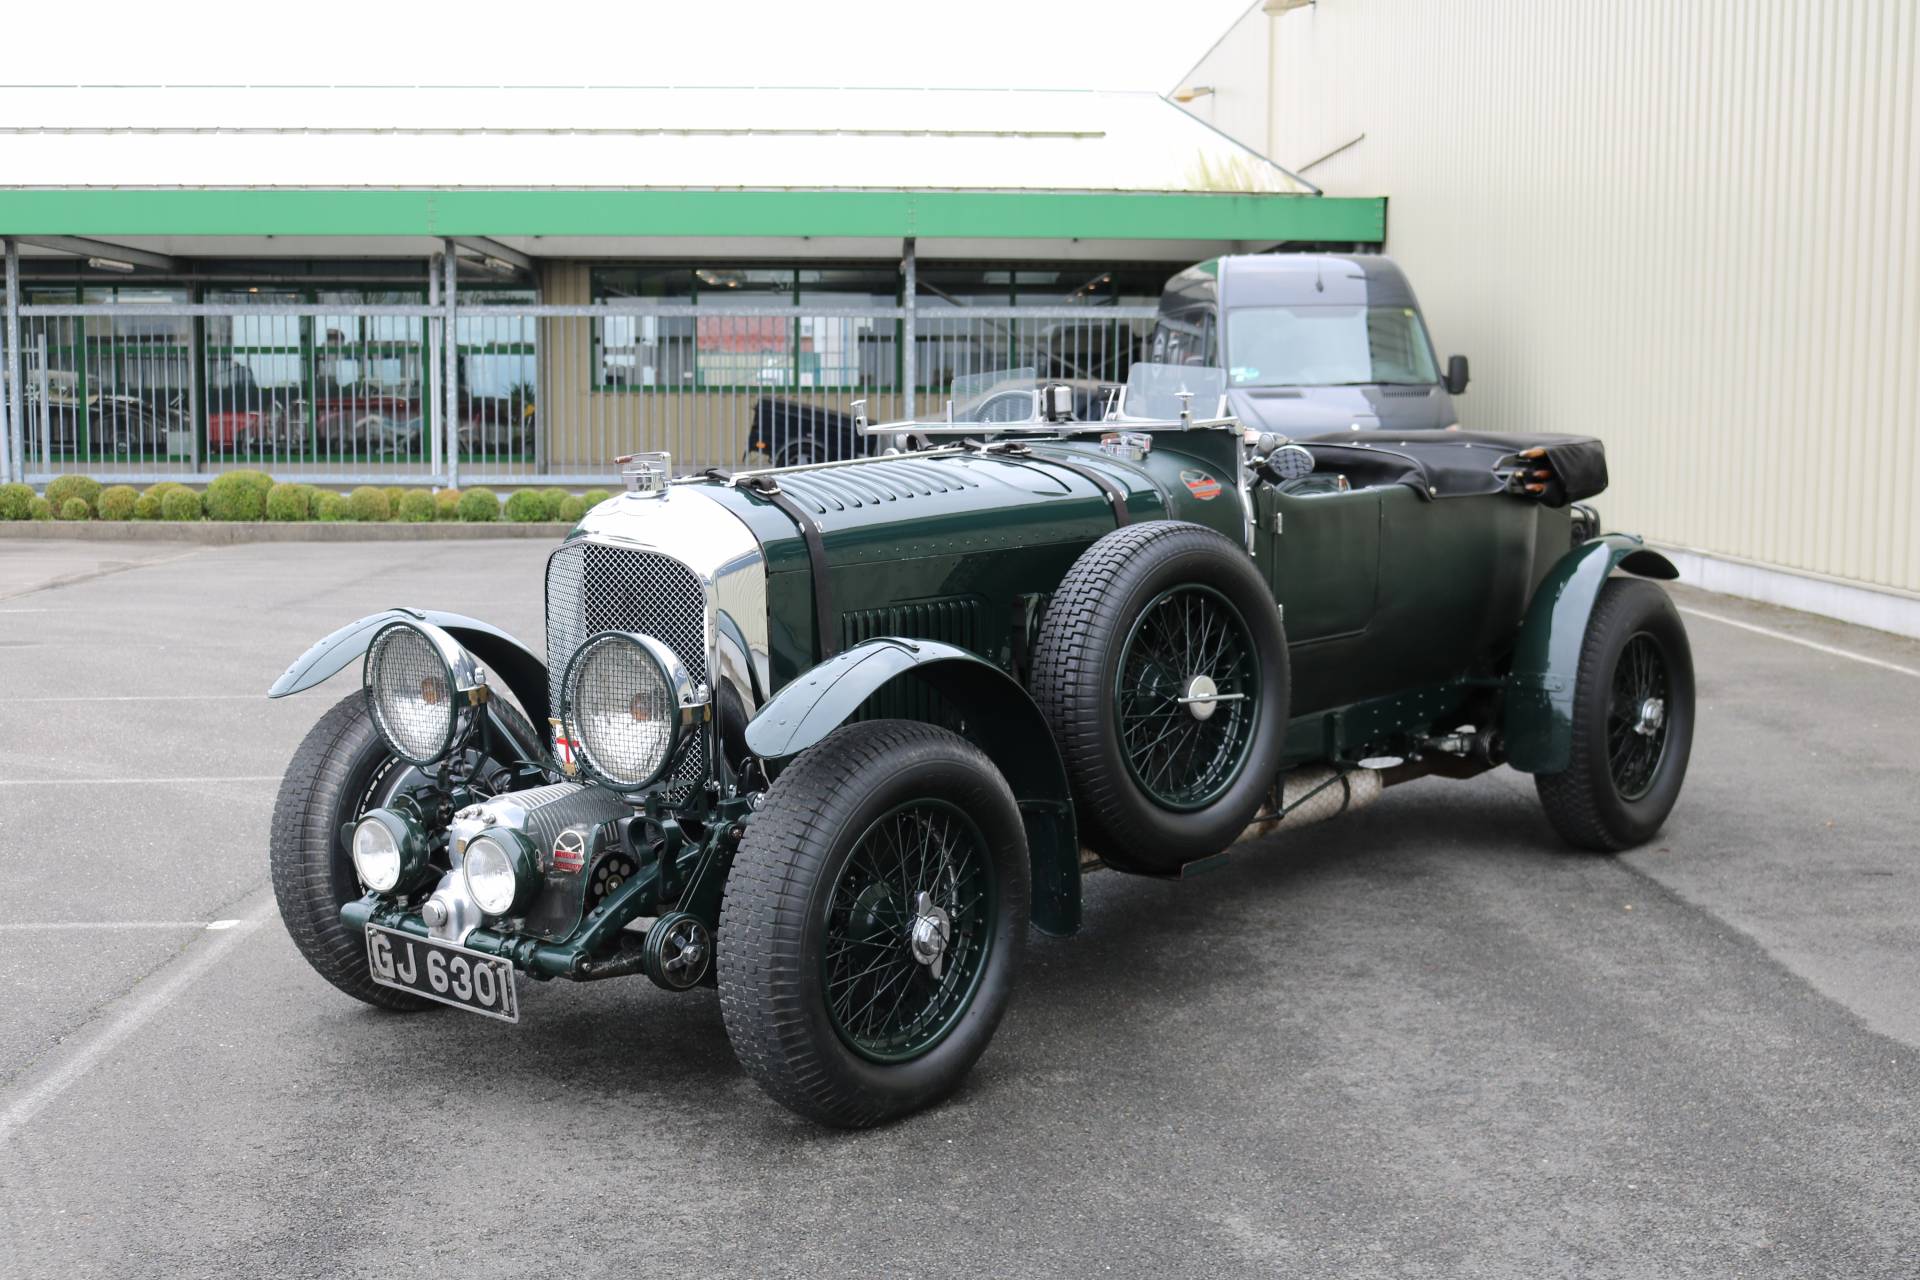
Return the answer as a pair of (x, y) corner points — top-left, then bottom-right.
(562, 633), (690, 788)
(365, 621), (478, 765)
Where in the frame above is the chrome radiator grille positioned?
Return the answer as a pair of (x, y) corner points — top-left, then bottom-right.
(545, 541), (710, 794)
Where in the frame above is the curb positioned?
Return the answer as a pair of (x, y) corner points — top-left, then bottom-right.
(0, 522), (574, 544)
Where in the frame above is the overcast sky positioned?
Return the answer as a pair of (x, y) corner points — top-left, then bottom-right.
(10, 0), (1252, 94)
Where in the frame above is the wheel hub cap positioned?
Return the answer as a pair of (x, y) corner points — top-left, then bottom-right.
(908, 890), (952, 979)
(1180, 673), (1220, 721)
(1634, 696), (1666, 737)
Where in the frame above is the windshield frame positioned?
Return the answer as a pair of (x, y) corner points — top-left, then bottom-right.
(1225, 303), (1443, 390)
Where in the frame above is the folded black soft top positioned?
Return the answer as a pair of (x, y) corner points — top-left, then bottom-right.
(1299, 429), (1608, 507)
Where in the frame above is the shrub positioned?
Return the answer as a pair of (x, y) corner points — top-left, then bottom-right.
(96, 485), (139, 521)
(313, 491), (350, 522)
(433, 488), (462, 521)
(397, 489), (437, 523)
(0, 483), (32, 520)
(46, 475), (103, 516)
(503, 489), (548, 522)
(580, 488), (612, 509)
(159, 488), (201, 521)
(265, 482), (314, 522)
(346, 486), (392, 522)
(382, 485), (406, 510)
(457, 487), (499, 522)
(205, 469), (274, 521)
(58, 497), (90, 521)
(536, 489), (568, 520)
(133, 493), (162, 520)
(143, 481), (189, 502)
(557, 495), (589, 523)
(29, 496), (52, 520)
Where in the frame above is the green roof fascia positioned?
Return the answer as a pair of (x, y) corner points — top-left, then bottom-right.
(0, 188), (1385, 243)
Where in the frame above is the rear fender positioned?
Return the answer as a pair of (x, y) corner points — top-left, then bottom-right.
(267, 608), (551, 740)
(745, 638), (1081, 937)
(1505, 536), (1679, 773)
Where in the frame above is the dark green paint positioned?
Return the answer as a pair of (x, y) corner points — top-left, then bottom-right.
(1504, 535), (1679, 773)
(745, 636), (1080, 936)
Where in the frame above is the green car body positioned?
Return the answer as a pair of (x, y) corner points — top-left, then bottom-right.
(269, 370), (1692, 1126)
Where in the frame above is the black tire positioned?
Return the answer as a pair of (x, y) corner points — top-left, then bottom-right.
(1535, 578), (1695, 851)
(269, 691), (536, 1008)
(1030, 521), (1290, 874)
(718, 721), (1028, 1128)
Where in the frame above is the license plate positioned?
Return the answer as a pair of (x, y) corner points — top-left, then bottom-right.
(365, 925), (519, 1022)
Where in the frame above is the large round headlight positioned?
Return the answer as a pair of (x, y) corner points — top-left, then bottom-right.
(349, 806), (427, 892)
(462, 828), (538, 917)
(562, 632), (695, 789)
(364, 621), (482, 765)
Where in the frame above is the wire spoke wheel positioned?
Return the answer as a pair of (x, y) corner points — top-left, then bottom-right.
(821, 799), (996, 1064)
(1114, 584), (1261, 811)
(1605, 632), (1670, 801)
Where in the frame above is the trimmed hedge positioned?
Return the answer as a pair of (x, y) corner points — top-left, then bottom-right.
(381, 485), (407, 512)
(0, 483), (32, 520)
(265, 482), (315, 521)
(346, 486), (391, 522)
(205, 470), (274, 521)
(96, 485), (139, 521)
(159, 489), (201, 521)
(535, 489), (567, 520)
(29, 496), (52, 520)
(557, 495), (589, 523)
(434, 488), (462, 521)
(314, 491), (349, 522)
(397, 489), (436, 523)
(503, 489), (548, 522)
(46, 475), (104, 516)
(457, 487), (499, 522)
(58, 497), (90, 521)
(580, 488), (612, 509)
(132, 493), (163, 520)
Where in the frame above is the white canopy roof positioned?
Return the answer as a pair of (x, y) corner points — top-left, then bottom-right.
(0, 85), (1311, 194)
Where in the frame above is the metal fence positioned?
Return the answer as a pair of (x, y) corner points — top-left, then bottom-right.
(0, 299), (1160, 487)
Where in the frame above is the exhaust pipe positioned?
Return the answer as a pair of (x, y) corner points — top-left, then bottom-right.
(1234, 765), (1384, 845)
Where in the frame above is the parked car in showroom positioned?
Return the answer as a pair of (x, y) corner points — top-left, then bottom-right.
(266, 363), (1692, 1127)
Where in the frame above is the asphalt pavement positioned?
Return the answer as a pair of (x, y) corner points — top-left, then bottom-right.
(0, 538), (1916, 1278)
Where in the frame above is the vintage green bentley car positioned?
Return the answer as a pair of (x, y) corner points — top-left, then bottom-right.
(267, 365), (1693, 1127)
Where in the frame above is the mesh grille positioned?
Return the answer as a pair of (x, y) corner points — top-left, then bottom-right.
(546, 541), (710, 796)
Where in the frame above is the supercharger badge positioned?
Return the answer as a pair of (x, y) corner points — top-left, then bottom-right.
(1099, 432), (1153, 463)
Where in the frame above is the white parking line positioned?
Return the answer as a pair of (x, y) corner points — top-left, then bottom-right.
(0, 921), (225, 932)
(0, 776), (280, 787)
(8, 694), (263, 703)
(1678, 606), (1920, 679)
(0, 893), (276, 1145)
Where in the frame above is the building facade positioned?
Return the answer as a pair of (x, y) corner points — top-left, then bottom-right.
(0, 86), (1382, 487)
(1178, 0), (1920, 630)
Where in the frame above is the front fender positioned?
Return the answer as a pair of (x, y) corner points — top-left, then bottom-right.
(266, 608), (551, 733)
(1505, 535), (1678, 773)
(746, 638), (1081, 937)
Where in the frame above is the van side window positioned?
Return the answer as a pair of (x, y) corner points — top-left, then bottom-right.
(1150, 310), (1210, 367)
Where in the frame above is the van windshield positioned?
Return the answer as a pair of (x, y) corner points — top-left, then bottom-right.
(1226, 305), (1439, 388)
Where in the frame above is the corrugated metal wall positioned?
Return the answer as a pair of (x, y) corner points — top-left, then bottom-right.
(1187, 0), (1919, 595)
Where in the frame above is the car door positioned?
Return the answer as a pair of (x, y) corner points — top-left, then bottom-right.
(1255, 483), (1384, 714)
